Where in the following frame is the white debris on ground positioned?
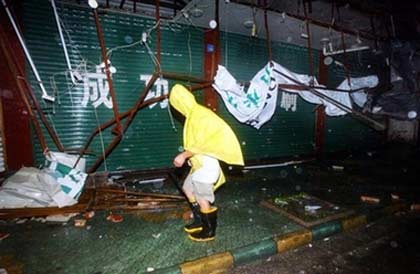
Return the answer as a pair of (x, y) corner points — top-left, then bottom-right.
(0, 152), (87, 208)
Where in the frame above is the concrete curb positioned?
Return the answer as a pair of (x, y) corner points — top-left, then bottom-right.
(150, 203), (408, 274)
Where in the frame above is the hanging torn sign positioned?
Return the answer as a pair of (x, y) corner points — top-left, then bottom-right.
(213, 63), (279, 129)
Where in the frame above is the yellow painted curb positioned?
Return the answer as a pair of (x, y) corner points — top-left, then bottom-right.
(180, 252), (234, 274)
(342, 215), (367, 232)
(275, 230), (312, 253)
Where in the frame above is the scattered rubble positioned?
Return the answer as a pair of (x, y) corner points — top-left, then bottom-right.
(360, 195), (380, 204)
(45, 213), (77, 223)
(106, 213), (124, 223)
(0, 232), (10, 241)
(152, 233), (161, 239)
(304, 205), (322, 213)
(0, 179), (186, 220)
(332, 165), (344, 171)
(182, 210), (192, 220)
(410, 204), (420, 211)
(83, 211), (95, 219)
(391, 194), (400, 201)
(74, 219), (86, 227)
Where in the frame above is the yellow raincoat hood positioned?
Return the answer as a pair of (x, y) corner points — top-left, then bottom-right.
(169, 84), (244, 166)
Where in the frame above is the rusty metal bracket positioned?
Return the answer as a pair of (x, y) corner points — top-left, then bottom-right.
(263, 0), (272, 62)
(303, 2), (314, 83)
(83, 72), (159, 172)
(76, 0), (214, 173)
(76, 71), (211, 172)
(92, 8), (123, 136)
(340, 31), (351, 87)
(273, 67), (386, 131)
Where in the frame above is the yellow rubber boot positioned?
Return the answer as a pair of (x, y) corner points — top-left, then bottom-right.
(188, 207), (217, 242)
(184, 202), (203, 233)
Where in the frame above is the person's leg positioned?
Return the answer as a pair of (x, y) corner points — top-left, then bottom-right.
(182, 175), (203, 233)
(188, 181), (218, 241)
(182, 175), (196, 203)
(196, 198), (211, 211)
(185, 177), (215, 210)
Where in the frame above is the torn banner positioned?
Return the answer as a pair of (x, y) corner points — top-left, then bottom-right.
(212, 64), (278, 129)
(0, 153), (87, 209)
(213, 61), (378, 128)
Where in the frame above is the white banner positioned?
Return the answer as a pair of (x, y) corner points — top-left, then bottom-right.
(213, 64), (278, 129)
(213, 61), (378, 128)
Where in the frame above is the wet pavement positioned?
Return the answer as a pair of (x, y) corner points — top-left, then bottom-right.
(0, 143), (419, 274)
(228, 213), (420, 274)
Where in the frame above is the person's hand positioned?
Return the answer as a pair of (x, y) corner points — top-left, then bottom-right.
(173, 150), (193, 167)
(173, 153), (187, 167)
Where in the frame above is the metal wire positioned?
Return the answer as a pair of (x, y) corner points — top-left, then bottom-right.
(93, 106), (108, 172)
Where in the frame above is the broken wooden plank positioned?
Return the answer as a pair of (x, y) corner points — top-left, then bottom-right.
(0, 203), (89, 219)
(93, 188), (185, 200)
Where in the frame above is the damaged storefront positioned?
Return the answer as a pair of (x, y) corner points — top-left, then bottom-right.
(0, 0), (419, 273)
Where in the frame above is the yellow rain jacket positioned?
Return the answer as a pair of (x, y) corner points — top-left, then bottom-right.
(169, 84), (244, 190)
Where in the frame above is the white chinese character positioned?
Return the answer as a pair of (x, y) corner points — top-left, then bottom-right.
(81, 65), (113, 109)
(140, 74), (169, 109)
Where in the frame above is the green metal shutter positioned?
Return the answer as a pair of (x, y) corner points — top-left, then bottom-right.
(23, 0), (203, 171)
(23, 0), (382, 171)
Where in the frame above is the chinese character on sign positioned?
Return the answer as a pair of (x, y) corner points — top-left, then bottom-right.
(81, 65), (113, 109)
(140, 74), (169, 109)
(243, 89), (261, 108)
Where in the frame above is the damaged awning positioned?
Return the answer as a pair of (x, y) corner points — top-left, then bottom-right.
(213, 61), (385, 130)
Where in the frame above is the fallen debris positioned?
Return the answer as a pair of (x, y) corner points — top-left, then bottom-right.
(182, 210), (192, 220)
(31, 217), (46, 223)
(262, 193), (354, 228)
(15, 219), (27, 224)
(332, 165), (344, 171)
(274, 197), (289, 206)
(360, 195), (380, 204)
(83, 211), (95, 219)
(106, 213), (123, 223)
(391, 194), (400, 201)
(0, 152), (88, 210)
(305, 205), (322, 213)
(410, 204), (420, 211)
(0, 232), (10, 241)
(152, 233), (161, 239)
(74, 219), (87, 227)
(0, 183), (186, 219)
(45, 213), (77, 223)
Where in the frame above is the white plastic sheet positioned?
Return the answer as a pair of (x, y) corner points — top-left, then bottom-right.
(0, 153), (87, 209)
(213, 64), (278, 129)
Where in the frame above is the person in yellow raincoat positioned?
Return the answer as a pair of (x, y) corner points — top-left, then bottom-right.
(169, 84), (244, 242)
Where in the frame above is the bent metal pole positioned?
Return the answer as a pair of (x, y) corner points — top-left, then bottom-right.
(273, 68), (386, 131)
(91, 6), (123, 135)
